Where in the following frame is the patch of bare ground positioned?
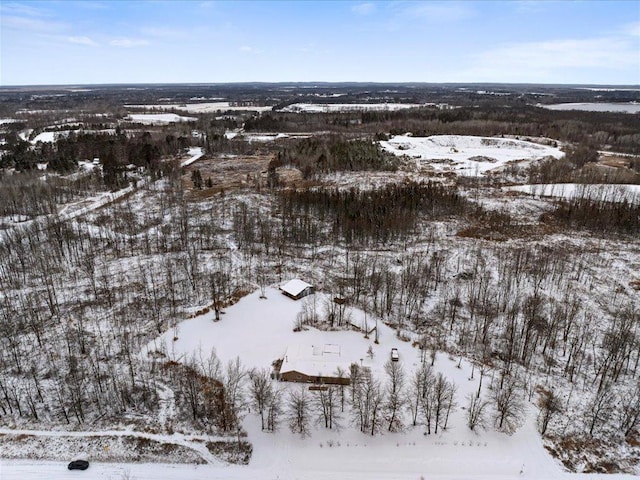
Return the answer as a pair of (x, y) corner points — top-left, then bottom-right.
(456, 207), (557, 241)
(206, 440), (252, 465)
(189, 287), (253, 318)
(182, 154), (305, 198)
(0, 434), (205, 464)
(581, 162), (640, 183)
(456, 223), (552, 241)
(544, 435), (639, 474)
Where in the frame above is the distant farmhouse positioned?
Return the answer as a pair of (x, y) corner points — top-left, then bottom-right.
(280, 279), (314, 301)
(279, 344), (351, 385)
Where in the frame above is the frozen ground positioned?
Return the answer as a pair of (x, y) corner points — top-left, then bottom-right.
(504, 183), (640, 205)
(380, 135), (564, 176)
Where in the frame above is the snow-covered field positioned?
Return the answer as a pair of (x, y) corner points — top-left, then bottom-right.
(279, 103), (431, 113)
(126, 102), (273, 113)
(504, 183), (640, 205)
(127, 113), (197, 124)
(380, 135), (564, 176)
(30, 131), (58, 143)
(539, 103), (640, 114)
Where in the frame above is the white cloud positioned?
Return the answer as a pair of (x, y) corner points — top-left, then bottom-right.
(0, 2), (49, 17)
(75, 1), (109, 9)
(352, 3), (376, 15)
(1, 14), (67, 33)
(67, 36), (99, 47)
(239, 45), (262, 54)
(140, 26), (190, 40)
(110, 38), (150, 48)
(623, 21), (640, 37)
(480, 37), (637, 70)
(466, 34), (639, 83)
(398, 1), (473, 22)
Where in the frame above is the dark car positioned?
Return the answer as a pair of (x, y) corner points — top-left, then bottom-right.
(68, 460), (89, 471)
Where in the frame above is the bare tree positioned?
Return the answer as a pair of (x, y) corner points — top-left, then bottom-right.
(313, 385), (340, 429)
(384, 359), (406, 432)
(220, 357), (247, 433)
(351, 370), (385, 435)
(536, 388), (563, 436)
(618, 382), (640, 437)
(248, 368), (272, 431)
(493, 374), (524, 434)
(585, 386), (615, 437)
(466, 393), (489, 432)
(287, 386), (311, 436)
(408, 362), (433, 427)
(265, 384), (284, 432)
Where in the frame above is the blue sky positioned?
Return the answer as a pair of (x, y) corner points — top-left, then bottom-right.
(1, 0), (639, 85)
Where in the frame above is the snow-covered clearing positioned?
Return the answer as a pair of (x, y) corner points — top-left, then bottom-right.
(539, 103), (640, 114)
(279, 103), (432, 113)
(180, 147), (205, 167)
(504, 183), (640, 205)
(30, 131), (57, 143)
(380, 135), (564, 176)
(126, 102), (273, 113)
(127, 113), (197, 124)
(138, 287), (573, 480)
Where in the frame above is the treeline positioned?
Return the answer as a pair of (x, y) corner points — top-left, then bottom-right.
(0, 172), (99, 218)
(245, 106), (640, 154)
(278, 182), (469, 245)
(544, 197), (640, 234)
(1, 130), (187, 185)
(275, 135), (398, 178)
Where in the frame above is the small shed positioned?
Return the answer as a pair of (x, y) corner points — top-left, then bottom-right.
(280, 279), (314, 301)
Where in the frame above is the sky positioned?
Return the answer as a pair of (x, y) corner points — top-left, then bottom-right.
(1, 0), (639, 86)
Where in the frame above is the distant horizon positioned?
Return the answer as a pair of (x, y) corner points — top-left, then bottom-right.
(2, 1), (638, 86)
(2, 81), (640, 89)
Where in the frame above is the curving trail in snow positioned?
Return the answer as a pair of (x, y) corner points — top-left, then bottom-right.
(0, 427), (227, 465)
